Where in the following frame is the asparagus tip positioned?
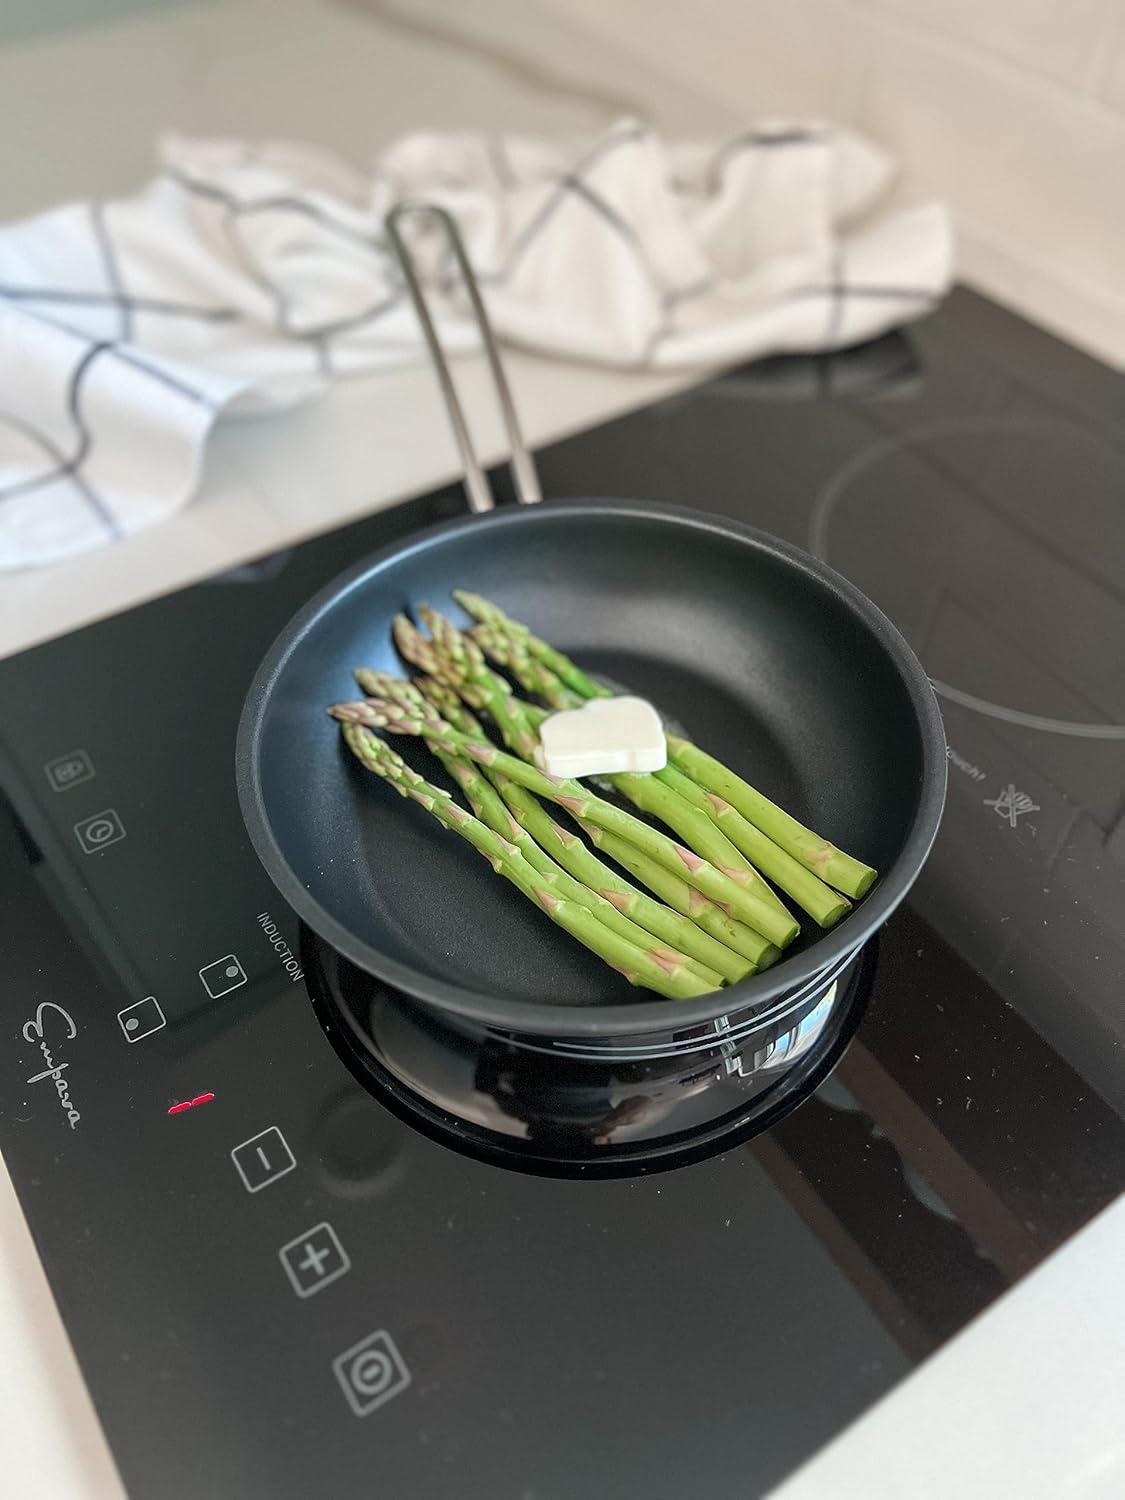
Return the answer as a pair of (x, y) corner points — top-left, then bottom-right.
(329, 701), (374, 724)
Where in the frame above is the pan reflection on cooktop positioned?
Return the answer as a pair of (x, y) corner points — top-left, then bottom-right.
(303, 924), (874, 1176)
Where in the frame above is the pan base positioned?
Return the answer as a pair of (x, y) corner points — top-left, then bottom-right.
(304, 926), (874, 1178)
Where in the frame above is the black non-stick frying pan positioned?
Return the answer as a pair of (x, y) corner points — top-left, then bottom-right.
(236, 205), (946, 1040)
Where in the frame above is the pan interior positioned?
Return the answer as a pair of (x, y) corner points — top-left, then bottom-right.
(251, 506), (928, 1009)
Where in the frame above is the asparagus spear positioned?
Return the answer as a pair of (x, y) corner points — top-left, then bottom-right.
(606, 768), (797, 925)
(445, 753), (724, 990)
(453, 591), (608, 700)
(338, 722), (714, 1000)
(414, 676), (489, 737)
(357, 669), (780, 972)
(664, 737), (875, 897)
(470, 623), (573, 709)
(471, 615), (829, 927)
(457, 592), (877, 900)
(388, 669), (760, 979)
(331, 698), (798, 949)
(372, 675), (775, 972)
(414, 611), (799, 940)
(577, 822), (779, 970)
(395, 612), (542, 762)
(418, 611), (601, 793)
(492, 773), (756, 984)
(355, 672), (724, 989)
(654, 763), (850, 927)
(355, 669), (439, 719)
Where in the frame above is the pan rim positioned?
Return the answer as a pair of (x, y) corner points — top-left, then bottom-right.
(235, 497), (947, 1037)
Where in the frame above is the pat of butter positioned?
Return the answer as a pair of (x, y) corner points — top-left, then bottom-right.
(539, 697), (667, 777)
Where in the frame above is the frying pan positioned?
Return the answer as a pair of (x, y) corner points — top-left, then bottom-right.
(236, 205), (946, 1040)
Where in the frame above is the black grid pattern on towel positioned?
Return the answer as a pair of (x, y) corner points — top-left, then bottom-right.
(0, 312), (216, 538)
(0, 125), (942, 547)
(0, 341), (120, 537)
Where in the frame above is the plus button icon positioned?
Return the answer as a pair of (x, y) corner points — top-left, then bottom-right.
(298, 1240), (334, 1279)
(279, 1222), (350, 1298)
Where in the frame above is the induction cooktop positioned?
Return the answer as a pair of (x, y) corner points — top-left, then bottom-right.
(2, 288), (1123, 1499)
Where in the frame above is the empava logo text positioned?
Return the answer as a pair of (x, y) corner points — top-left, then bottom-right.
(21, 1002), (82, 1130)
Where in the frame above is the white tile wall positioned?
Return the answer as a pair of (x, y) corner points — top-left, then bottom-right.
(863, 0), (1117, 92)
(852, 15), (1125, 298)
(544, 0), (860, 120)
(1097, 1), (1125, 108)
(534, 0), (1125, 366)
(0, 0), (757, 222)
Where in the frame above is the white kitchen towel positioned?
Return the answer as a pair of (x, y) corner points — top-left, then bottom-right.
(0, 120), (952, 569)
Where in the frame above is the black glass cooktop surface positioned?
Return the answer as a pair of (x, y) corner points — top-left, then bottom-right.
(1, 288), (1123, 1499)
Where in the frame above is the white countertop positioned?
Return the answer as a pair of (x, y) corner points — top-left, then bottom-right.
(2, 2), (1124, 1497)
(771, 1195), (1125, 1500)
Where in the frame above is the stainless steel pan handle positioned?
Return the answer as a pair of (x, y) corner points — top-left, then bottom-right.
(385, 202), (542, 514)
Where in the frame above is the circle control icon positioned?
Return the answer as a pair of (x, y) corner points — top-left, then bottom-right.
(332, 1330), (411, 1418)
(352, 1349), (393, 1397)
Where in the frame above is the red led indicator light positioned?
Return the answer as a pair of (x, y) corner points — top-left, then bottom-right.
(167, 1092), (215, 1116)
